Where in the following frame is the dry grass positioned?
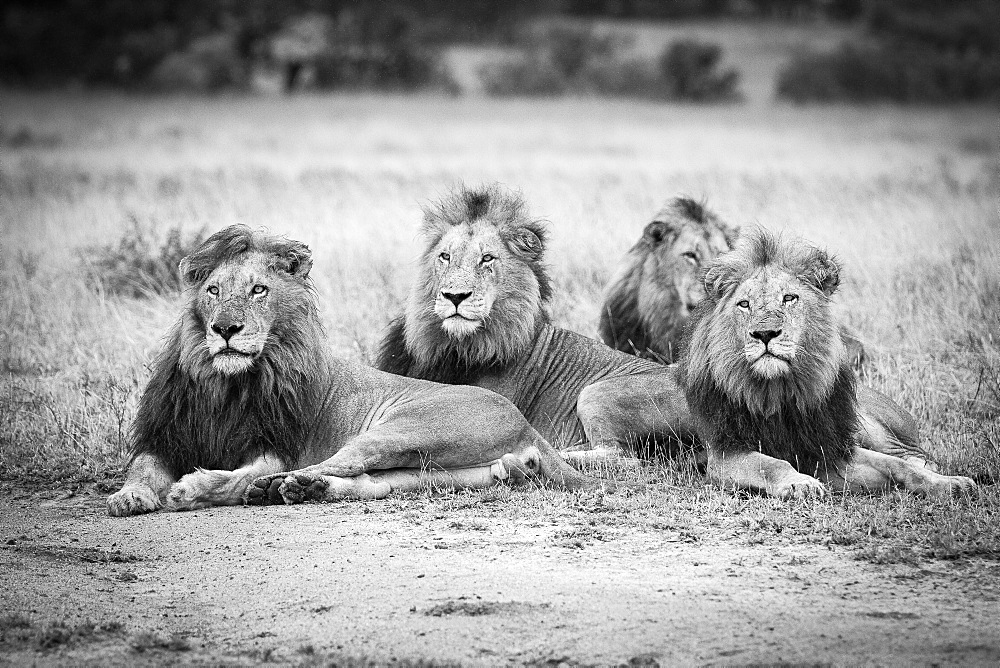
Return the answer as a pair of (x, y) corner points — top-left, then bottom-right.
(1, 90), (997, 561)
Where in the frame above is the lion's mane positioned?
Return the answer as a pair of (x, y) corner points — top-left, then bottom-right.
(378, 184), (552, 383)
(599, 197), (738, 362)
(130, 225), (331, 478)
(679, 229), (856, 474)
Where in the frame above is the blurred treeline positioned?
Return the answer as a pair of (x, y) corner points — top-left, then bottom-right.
(1, 0), (997, 102)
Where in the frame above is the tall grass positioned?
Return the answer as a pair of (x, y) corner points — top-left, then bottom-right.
(0, 92), (997, 557)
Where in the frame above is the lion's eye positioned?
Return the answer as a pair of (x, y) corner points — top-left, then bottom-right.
(252, 285), (268, 296)
(481, 254), (495, 264)
(681, 251), (698, 265)
(207, 286), (219, 296)
(783, 294), (798, 304)
(736, 299), (750, 309)
(439, 252), (450, 262)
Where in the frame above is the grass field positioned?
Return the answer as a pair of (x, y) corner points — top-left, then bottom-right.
(1, 90), (998, 565)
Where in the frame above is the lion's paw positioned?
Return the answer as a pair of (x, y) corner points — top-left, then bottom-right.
(278, 473), (330, 504)
(927, 475), (977, 498)
(773, 473), (828, 501)
(245, 474), (288, 506)
(244, 473), (329, 505)
(164, 477), (212, 512)
(107, 485), (161, 517)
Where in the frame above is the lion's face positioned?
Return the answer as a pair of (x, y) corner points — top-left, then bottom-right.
(690, 229), (846, 416)
(178, 230), (314, 377)
(194, 253), (283, 375)
(727, 267), (818, 379)
(429, 223), (510, 338)
(425, 219), (544, 342)
(644, 221), (733, 317)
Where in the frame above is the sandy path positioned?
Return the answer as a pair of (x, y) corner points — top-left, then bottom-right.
(2, 490), (999, 666)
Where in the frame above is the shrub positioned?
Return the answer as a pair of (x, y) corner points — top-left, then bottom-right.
(777, 43), (1000, 103)
(149, 33), (246, 92)
(80, 218), (205, 298)
(480, 26), (740, 101)
(777, 1), (1000, 103)
(272, 9), (456, 93)
(659, 39), (741, 101)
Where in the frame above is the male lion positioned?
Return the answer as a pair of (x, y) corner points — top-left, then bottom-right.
(377, 184), (700, 457)
(107, 225), (595, 516)
(678, 229), (976, 499)
(598, 197), (737, 363)
(599, 197), (866, 367)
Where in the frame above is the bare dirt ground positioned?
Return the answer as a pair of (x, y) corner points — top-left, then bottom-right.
(3, 485), (999, 667)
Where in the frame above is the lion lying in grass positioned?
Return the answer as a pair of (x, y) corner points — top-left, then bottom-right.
(377, 184), (697, 459)
(106, 225), (597, 516)
(678, 228), (976, 498)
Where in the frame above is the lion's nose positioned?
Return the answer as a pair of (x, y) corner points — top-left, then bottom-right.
(442, 291), (472, 308)
(212, 321), (244, 341)
(750, 329), (782, 345)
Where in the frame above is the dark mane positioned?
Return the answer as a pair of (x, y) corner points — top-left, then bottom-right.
(376, 313), (549, 385)
(131, 225), (329, 478)
(683, 342), (857, 475)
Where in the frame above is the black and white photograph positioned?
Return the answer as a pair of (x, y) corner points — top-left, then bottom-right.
(1, 0), (998, 665)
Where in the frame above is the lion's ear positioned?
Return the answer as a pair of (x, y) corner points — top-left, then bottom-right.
(800, 248), (840, 296)
(509, 227), (544, 261)
(275, 241), (313, 278)
(702, 262), (735, 302)
(178, 255), (209, 286)
(643, 220), (674, 246)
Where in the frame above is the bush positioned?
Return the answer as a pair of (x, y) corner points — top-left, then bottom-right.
(80, 218), (205, 298)
(149, 33), (246, 92)
(777, 0), (1000, 103)
(272, 9), (456, 93)
(777, 42), (1000, 103)
(480, 26), (741, 101)
(659, 39), (741, 101)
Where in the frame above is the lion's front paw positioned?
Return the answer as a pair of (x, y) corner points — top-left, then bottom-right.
(164, 477), (212, 512)
(773, 472), (828, 501)
(107, 485), (161, 517)
(928, 475), (977, 498)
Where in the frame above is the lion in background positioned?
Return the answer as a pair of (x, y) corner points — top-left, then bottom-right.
(678, 228), (976, 499)
(107, 225), (597, 517)
(599, 197), (866, 367)
(599, 197), (737, 363)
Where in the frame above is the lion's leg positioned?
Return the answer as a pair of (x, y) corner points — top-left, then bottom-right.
(707, 448), (828, 500)
(165, 455), (287, 511)
(855, 384), (932, 468)
(575, 370), (695, 459)
(246, 455), (534, 506)
(819, 447), (976, 497)
(107, 453), (176, 517)
(247, 400), (601, 506)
